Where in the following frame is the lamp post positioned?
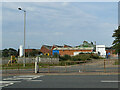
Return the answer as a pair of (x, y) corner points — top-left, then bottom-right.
(18, 8), (26, 67)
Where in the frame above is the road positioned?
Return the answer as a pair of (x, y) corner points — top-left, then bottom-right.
(1, 75), (118, 88)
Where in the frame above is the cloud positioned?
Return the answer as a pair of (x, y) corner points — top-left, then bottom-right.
(2, 2), (117, 49)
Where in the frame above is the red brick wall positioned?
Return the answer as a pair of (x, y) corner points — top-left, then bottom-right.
(59, 50), (93, 56)
(51, 46), (56, 55)
(25, 49), (33, 53)
(40, 46), (51, 55)
(106, 49), (115, 54)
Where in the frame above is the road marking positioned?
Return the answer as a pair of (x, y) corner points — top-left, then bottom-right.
(2, 75), (44, 87)
(3, 78), (32, 80)
(0, 81), (21, 83)
(27, 80), (42, 82)
(3, 75), (44, 81)
(0, 81), (21, 87)
(101, 80), (120, 83)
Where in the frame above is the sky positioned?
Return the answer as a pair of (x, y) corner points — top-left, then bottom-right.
(1, 2), (118, 49)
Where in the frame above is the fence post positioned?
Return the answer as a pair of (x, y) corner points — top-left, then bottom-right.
(6, 65), (7, 75)
(18, 63), (19, 74)
(48, 64), (50, 73)
(65, 62), (67, 72)
(84, 61), (85, 72)
(104, 60), (106, 73)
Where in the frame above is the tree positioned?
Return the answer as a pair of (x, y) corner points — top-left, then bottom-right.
(2, 49), (9, 57)
(112, 26), (120, 59)
(79, 41), (95, 47)
(29, 49), (40, 57)
(2, 48), (18, 57)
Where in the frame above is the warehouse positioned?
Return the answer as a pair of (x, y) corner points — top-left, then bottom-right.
(53, 47), (94, 56)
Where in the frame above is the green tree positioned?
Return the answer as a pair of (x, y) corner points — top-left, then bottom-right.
(112, 26), (120, 59)
(29, 49), (40, 57)
(2, 49), (9, 57)
(2, 48), (18, 57)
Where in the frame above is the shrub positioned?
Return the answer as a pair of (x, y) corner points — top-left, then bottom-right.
(90, 53), (104, 59)
(71, 54), (91, 61)
(53, 53), (59, 58)
(59, 55), (71, 61)
(90, 53), (99, 59)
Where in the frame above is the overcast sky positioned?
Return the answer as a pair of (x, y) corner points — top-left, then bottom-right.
(2, 2), (118, 49)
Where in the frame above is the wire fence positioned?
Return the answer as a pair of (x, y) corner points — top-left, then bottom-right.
(1, 59), (118, 75)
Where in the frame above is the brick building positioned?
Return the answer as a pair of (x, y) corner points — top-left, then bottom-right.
(105, 47), (117, 57)
(40, 45), (71, 55)
(40, 45), (52, 55)
(53, 47), (94, 56)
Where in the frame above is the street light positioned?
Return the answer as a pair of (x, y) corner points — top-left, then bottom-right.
(18, 7), (26, 67)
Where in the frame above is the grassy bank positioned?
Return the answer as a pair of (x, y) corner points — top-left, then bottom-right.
(1, 61), (87, 70)
(114, 60), (120, 65)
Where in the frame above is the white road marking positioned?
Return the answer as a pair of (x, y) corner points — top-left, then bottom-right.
(4, 75), (43, 80)
(27, 80), (42, 82)
(3, 78), (32, 80)
(0, 81), (21, 87)
(101, 80), (120, 83)
(0, 81), (21, 83)
(2, 75), (44, 87)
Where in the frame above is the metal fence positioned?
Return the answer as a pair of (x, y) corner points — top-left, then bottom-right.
(1, 59), (118, 75)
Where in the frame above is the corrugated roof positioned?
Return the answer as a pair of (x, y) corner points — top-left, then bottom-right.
(43, 45), (52, 50)
(53, 47), (94, 50)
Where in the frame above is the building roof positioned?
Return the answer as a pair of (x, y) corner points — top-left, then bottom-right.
(53, 45), (63, 48)
(53, 47), (94, 50)
(64, 44), (72, 47)
(43, 45), (52, 50)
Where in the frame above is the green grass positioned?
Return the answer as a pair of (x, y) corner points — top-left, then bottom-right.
(1, 61), (87, 70)
(1, 63), (35, 69)
(114, 60), (120, 65)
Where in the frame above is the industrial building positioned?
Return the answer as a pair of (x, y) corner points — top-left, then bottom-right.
(40, 44), (94, 56)
(53, 47), (94, 56)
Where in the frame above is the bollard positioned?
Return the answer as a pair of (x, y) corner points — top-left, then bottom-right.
(35, 57), (39, 73)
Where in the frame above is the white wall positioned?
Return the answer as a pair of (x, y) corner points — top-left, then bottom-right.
(19, 45), (23, 57)
(96, 45), (106, 57)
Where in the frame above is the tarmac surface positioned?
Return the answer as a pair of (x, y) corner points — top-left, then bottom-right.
(1, 75), (119, 88)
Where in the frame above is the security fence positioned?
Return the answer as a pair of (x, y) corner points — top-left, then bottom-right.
(1, 59), (118, 75)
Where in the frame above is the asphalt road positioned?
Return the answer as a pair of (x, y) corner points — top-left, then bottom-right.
(1, 75), (118, 88)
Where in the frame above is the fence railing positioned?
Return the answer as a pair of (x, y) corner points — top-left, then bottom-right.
(1, 59), (118, 75)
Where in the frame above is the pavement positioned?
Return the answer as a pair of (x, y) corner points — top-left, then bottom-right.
(0, 75), (118, 88)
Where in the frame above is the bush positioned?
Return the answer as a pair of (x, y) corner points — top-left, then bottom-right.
(72, 54), (91, 61)
(53, 53), (59, 58)
(59, 55), (71, 61)
(59, 53), (103, 61)
(90, 53), (104, 59)
(90, 53), (99, 59)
